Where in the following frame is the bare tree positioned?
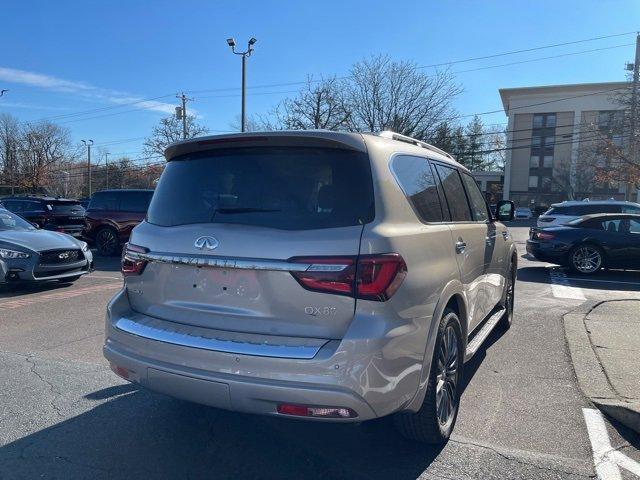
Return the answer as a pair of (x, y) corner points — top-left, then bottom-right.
(345, 55), (461, 139)
(273, 76), (350, 130)
(17, 121), (76, 192)
(143, 115), (209, 157)
(0, 114), (20, 191)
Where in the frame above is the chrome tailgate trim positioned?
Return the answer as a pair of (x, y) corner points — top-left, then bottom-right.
(114, 315), (328, 359)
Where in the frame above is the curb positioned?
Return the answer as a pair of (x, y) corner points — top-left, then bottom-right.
(563, 301), (640, 434)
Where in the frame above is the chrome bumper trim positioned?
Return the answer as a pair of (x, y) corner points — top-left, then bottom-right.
(114, 316), (328, 359)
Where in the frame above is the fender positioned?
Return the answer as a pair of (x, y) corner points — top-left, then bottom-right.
(402, 278), (468, 413)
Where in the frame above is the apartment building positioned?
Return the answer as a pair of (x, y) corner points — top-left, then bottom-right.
(499, 81), (637, 208)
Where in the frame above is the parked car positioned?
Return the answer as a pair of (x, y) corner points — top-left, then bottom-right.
(537, 200), (640, 227)
(514, 206), (533, 220)
(104, 131), (517, 444)
(1, 195), (86, 237)
(83, 189), (153, 256)
(527, 213), (640, 274)
(0, 207), (93, 285)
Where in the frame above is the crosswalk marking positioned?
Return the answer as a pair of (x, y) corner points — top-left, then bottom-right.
(583, 408), (640, 479)
(549, 268), (586, 300)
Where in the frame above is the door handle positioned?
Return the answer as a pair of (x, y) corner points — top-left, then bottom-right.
(455, 241), (467, 254)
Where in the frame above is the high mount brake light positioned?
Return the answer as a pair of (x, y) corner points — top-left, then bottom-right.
(289, 254), (407, 301)
(121, 243), (148, 277)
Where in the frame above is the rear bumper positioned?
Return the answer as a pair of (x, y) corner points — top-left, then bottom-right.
(104, 289), (429, 421)
(525, 240), (568, 264)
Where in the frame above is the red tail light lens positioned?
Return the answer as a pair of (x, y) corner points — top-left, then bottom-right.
(289, 257), (356, 295)
(356, 254), (407, 301)
(535, 231), (556, 241)
(121, 243), (148, 277)
(289, 254), (406, 301)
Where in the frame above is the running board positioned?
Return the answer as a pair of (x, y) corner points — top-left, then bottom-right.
(464, 307), (506, 361)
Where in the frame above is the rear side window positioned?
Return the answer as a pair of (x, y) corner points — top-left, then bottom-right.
(391, 155), (445, 222)
(434, 164), (472, 222)
(622, 205), (640, 214)
(119, 192), (152, 213)
(88, 192), (119, 211)
(147, 147), (375, 230)
(460, 173), (489, 221)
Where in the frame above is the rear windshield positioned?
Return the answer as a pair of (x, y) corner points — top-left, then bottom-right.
(147, 147), (375, 230)
(49, 201), (85, 214)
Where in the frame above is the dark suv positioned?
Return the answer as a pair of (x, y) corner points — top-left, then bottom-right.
(83, 189), (153, 256)
(1, 196), (86, 237)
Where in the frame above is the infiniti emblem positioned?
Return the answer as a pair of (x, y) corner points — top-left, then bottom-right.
(58, 252), (70, 259)
(194, 236), (219, 250)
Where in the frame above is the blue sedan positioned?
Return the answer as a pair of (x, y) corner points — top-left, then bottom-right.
(526, 213), (640, 274)
(0, 208), (93, 285)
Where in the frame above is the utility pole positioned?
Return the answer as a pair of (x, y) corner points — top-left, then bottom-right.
(81, 139), (94, 197)
(629, 33), (640, 201)
(176, 93), (193, 140)
(226, 37), (257, 132)
(105, 152), (110, 189)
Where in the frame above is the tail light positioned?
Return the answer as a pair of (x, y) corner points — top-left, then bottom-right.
(121, 243), (148, 277)
(289, 254), (407, 301)
(534, 231), (556, 241)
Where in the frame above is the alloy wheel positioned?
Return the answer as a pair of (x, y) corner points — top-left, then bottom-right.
(435, 325), (459, 426)
(97, 229), (117, 256)
(572, 246), (602, 274)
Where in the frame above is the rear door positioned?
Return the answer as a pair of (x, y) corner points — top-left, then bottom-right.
(127, 146), (375, 340)
(433, 163), (490, 331)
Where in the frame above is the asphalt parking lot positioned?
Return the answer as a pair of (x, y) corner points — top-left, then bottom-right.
(1, 224), (639, 479)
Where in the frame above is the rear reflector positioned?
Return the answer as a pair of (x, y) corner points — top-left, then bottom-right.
(289, 254), (406, 301)
(109, 363), (132, 380)
(277, 404), (357, 418)
(121, 243), (149, 277)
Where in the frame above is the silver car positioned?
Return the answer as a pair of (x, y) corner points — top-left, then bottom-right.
(104, 131), (516, 443)
(0, 208), (93, 285)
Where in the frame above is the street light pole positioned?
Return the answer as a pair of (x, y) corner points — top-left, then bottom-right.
(226, 37), (257, 132)
(81, 139), (94, 197)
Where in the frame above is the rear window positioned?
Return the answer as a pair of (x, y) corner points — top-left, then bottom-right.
(49, 201), (85, 214)
(549, 204), (622, 216)
(88, 192), (118, 211)
(147, 147), (375, 230)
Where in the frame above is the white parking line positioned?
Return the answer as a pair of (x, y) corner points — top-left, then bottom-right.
(564, 277), (640, 286)
(583, 408), (640, 479)
(549, 268), (586, 300)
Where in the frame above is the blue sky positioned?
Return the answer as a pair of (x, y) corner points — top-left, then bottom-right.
(0, 0), (638, 161)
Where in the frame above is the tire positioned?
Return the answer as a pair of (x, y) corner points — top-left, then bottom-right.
(569, 243), (604, 275)
(393, 309), (463, 444)
(498, 261), (516, 330)
(95, 227), (119, 256)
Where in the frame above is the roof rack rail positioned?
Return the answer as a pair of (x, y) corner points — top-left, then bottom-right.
(377, 130), (455, 160)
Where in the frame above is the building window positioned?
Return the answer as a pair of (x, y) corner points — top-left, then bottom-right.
(543, 155), (554, 168)
(530, 155), (539, 168)
(541, 177), (552, 191)
(529, 176), (539, 189)
(533, 113), (556, 128)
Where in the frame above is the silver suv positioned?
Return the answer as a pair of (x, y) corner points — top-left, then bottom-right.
(104, 131), (516, 443)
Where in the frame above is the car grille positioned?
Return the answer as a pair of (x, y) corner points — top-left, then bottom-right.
(39, 249), (83, 265)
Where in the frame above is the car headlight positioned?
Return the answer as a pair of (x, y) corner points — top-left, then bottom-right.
(79, 241), (89, 252)
(0, 248), (30, 259)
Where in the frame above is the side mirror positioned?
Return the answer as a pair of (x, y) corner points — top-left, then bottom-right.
(495, 200), (515, 222)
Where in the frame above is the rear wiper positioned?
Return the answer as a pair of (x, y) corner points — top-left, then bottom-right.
(215, 207), (282, 214)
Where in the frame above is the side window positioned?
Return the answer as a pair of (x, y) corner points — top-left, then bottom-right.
(3, 200), (20, 212)
(391, 155), (445, 222)
(630, 219), (640, 234)
(460, 173), (489, 222)
(622, 205), (640, 214)
(434, 164), (472, 222)
(26, 201), (45, 212)
(89, 193), (118, 210)
(120, 192), (151, 213)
